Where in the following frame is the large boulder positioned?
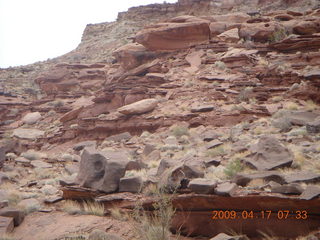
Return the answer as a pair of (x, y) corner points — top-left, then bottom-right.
(239, 22), (282, 42)
(135, 20), (210, 50)
(245, 136), (293, 170)
(293, 20), (320, 35)
(76, 148), (127, 193)
(118, 98), (158, 115)
(113, 43), (155, 71)
(21, 112), (41, 125)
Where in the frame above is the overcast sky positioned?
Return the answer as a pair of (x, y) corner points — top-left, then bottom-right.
(0, 0), (177, 68)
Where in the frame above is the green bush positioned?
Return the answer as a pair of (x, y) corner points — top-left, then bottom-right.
(224, 159), (244, 179)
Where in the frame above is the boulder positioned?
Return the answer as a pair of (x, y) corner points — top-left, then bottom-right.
(119, 176), (143, 193)
(22, 112), (41, 125)
(218, 28), (239, 42)
(188, 178), (217, 194)
(245, 136), (293, 170)
(12, 128), (45, 139)
(299, 185), (320, 200)
(233, 171), (286, 186)
(113, 43), (155, 70)
(239, 22), (282, 42)
(135, 21), (210, 50)
(206, 139), (223, 149)
(293, 20), (320, 35)
(59, 106), (84, 123)
(191, 105), (214, 113)
(210, 12), (250, 23)
(307, 117), (320, 134)
(270, 183), (304, 195)
(76, 148), (126, 193)
(160, 163), (204, 190)
(209, 22), (227, 36)
(118, 98), (158, 115)
(215, 182), (238, 196)
(0, 207), (25, 226)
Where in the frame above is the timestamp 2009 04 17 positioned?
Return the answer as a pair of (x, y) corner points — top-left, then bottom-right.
(212, 210), (308, 220)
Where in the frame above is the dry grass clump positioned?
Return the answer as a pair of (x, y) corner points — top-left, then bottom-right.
(304, 100), (318, 111)
(62, 200), (105, 216)
(83, 201), (105, 216)
(284, 101), (299, 110)
(61, 200), (83, 215)
(224, 159), (244, 179)
(171, 126), (189, 138)
(131, 187), (176, 240)
(206, 144), (229, 158)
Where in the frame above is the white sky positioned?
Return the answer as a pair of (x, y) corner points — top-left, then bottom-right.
(0, 0), (177, 68)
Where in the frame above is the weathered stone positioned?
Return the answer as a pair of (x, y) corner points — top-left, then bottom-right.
(300, 185), (320, 200)
(204, 158), (221, 167)
(209, 22), (227, 36)
(286, 111), (320, 126)
(105, 132), (132, 142)
(191, 105), (214, 113)
(0, 207), (25, 226)
(0, 139), (17, 167)
(271, 183), (304, 195)
(89, 229), (124, 240)
(206, 139), (223, 149)
(239, 22), (281, 42)
(12, 128), (45, 139)
(293, 20), (320, 35)
(306, 117), (320, 134)
(142, 144), (156, 156)
(30, 160), (52, 169)
(0, 216), (14, 234)
(15, 157), (31, 165)
(218, 28), (239, 42)
(119, 176), (143, 193)
(113, 43), (154, 70)
(285, 171), (320, 184)
(0, 172), (8, 185)
(73, 140), (97, 151)
(22, 112), (41, 125)
(188, 178), (217, 194)
(135, 21), (210, 50)
(17, 198), (41, 213)
(160, 163), (204, 190)
(233, 171), (286, 186)
(118, 98), (158, 115)
(215, 182), (238, 196)
(201, 130), (221, 142)
(210, 233), (246, 240)
(59, 106), (84, 123)
(246, 136), (293, 170)
(76, 148), (126, 193)
(43, 196), (63, 204)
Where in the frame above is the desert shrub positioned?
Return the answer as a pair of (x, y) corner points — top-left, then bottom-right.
(213, 61), (226, 70)
(224, 159), (244, 179)
(269, 29), (288, 43)
(131, 187), (176, 240)
(171, 126), (189, 138)
(238, 87), (253, 102)
(206, 145), (226, 158)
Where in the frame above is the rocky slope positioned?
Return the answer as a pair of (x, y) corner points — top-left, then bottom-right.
(1, 0), (320, 239)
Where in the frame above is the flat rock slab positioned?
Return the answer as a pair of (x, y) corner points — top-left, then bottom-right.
(206, 139), (223, 149)
(12, 128), (45, 139)
(286, 111), (320, 126)
(30, 160), (52, 169)
(270, 183), (304, 195)
(0, 207), (25, 226)
(215, 182), (238, 196)
(119, 176), (143, 193)
(0, 216), (14, 234)
(188, 178), (217, 194)
(300, 185), (320, 200)
(191, 105), (214, 113)
(246, 136), (293, 170)
(233, 171), (286, 186)
(284, 171), (320, 184)
(73, 140), (97, 151)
